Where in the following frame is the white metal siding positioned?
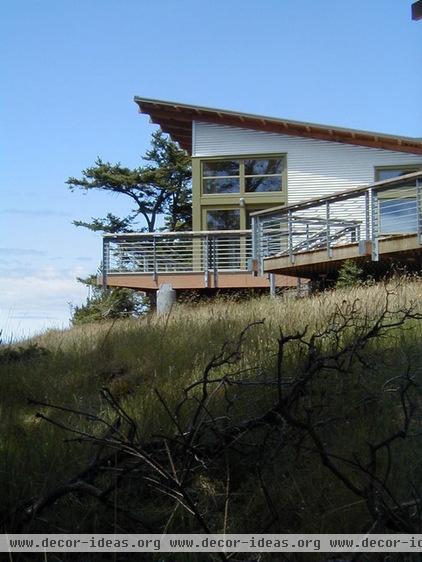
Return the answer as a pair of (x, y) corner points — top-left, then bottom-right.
(192, 121), (422, 205)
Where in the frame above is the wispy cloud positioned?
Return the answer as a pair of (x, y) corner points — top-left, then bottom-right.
(0, 209), (71, 217)
(0, 247), (46, 256)
(0, 265), (88, 341)
(10, 313), (59, 320)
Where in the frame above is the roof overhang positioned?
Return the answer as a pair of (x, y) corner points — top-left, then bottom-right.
(134, 96), (422, 156)
(412, 0), (422, 20)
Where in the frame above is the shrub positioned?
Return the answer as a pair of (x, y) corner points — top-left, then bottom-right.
(336, 259), (364, 288)
(71, 275), (148, 325)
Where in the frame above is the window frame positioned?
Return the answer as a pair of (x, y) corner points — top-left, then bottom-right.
(200, 153), (287, 197)
(375, 165), (422, 183)
(374, 165), (422, 235)
(205, 208), (241, 231)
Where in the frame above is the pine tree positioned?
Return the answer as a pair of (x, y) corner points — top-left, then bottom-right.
(67, 130), (192, 234)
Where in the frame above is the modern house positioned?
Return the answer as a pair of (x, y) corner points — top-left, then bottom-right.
(101, 98), (422, 295)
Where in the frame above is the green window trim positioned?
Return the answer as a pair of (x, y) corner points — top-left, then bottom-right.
(200, 154), (287, 196)
(375, 164), (422, 182)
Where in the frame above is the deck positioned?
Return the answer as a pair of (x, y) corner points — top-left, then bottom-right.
(263, 233), (422, 278)
(100, 230), (297, 292)
(100, 172), (422, 289)
(251, 171), (422, 280)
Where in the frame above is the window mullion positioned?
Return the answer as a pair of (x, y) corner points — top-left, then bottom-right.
(240, 159), (245, 195)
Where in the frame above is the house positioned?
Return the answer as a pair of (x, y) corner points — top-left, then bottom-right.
(101, 98), (422, 295)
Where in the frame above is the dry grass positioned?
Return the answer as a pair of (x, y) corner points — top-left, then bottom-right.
(2, 277), (422, 558)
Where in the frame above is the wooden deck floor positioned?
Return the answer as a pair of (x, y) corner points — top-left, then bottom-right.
(101, 271), (298, 292)
(263, 233), (422, 279)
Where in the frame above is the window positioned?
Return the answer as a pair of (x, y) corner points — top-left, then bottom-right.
(379, 199), (418, 234)
(376, 166), (422, 234)
(202, 156), (285, 195)
(244, 158), (283, 192)
(206, 210), (240, 230)
(202, 160), (240, 194)
(376, 167), (420, 182)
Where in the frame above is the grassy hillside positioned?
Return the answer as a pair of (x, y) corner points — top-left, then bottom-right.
(2, 279), (422, 561)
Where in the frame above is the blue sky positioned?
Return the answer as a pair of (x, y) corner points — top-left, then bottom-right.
(1, 0), (421, 340)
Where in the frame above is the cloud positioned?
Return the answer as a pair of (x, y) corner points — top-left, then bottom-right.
(0, 247), (46, 256)
(10, 313), (59, 320)
(0, 266), (88, 341)
(0, 209), (71, 217)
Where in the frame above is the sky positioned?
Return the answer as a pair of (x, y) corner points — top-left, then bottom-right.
(0, 0), (421, 341)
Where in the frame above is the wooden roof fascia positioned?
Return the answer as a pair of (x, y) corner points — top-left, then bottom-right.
(135, 98), (422, 155)
(412, 0), (422, 20)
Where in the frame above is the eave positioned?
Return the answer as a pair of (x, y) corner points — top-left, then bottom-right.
(134, 96), (422, 156)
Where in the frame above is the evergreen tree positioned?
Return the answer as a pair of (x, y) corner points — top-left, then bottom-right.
(336, 260), (364, 288)
(67, 130), (192, 234)
(71, 276), (147, 325)
(67, 130), (191, 324)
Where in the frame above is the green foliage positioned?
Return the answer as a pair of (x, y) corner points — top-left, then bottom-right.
(336, 259), (364, 288)
(0, 342), (48, 365)
(67, 130), (192, 233)
(70, 275), (147, 325)
(73, 213), (133, 234)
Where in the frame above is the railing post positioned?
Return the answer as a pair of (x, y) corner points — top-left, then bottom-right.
(416, 179), (422, 245)
(257, 218), (264, 276)
(251, 216), (258, 271)
(102, 237), (109, 290)
(306, 223), (310, 250)
(365, 190), (370, 241)
(203, 235), (209, 288)
(371, 188), (379, 261)
(288, 210), (293, 263)
(212, 236), (218, 288)
(153, 235), (157, 281)
(326, 201), (332, 258)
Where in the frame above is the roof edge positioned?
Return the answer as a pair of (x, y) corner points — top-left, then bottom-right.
(134, 96), (422, 145)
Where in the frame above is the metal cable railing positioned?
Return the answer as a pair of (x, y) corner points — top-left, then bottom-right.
(251, 171), (422, 273)
(102, 230), (252, 288)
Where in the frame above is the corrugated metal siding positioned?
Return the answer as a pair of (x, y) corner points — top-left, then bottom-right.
(192, 122), (422, 205)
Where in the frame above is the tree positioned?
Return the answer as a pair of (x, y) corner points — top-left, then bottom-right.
(67, 129), (192, 234)
(70, 275), (147, 325)
(336, 259), (364, 289)
(67, 130), (191, 321)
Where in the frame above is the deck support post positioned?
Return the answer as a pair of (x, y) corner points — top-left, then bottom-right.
(269, 273), (276, 297)
(157, 284), (176, 315)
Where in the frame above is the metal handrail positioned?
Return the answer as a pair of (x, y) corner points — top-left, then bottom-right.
(250, 170), (422, 219)
(102, 230), (253, 288)
(252, 172), (422, 273)
(103, 229), (252, 239)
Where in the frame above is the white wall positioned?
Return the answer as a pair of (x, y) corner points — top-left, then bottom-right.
(193, 121), (422, 205)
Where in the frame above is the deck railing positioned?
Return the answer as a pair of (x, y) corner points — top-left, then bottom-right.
(251, 171), (422, 274)
(102, 230), (252, 287)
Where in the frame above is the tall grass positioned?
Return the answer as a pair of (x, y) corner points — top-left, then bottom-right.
(2, 278), (422, 560)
